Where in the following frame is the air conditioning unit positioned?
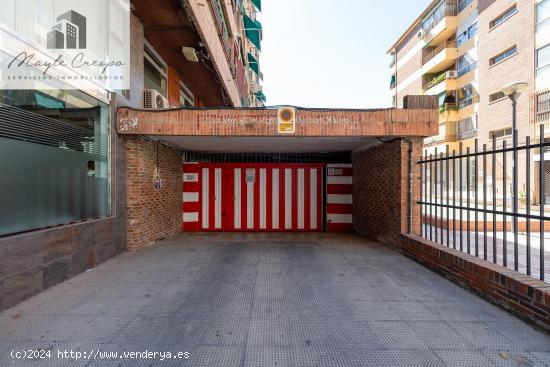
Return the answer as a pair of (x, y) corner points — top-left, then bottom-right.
(417, 30), (424, 38)
(144, 89), (168, 109)
(446, 70), (458, 79)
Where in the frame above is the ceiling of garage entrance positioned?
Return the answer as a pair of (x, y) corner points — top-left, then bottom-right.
(151, 136), (381, 153)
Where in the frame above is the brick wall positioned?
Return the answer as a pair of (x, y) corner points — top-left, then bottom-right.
(401, 235), (550, 331)
(125, 137), (182, 251)
(353, 138), (423, 246)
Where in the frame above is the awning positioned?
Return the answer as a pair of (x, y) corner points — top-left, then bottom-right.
(251, 0), (261, 11)
(243, 14), (262, 50)
(390, 75), (396, 85)
(247, 53), (259, 74)
(438, 92), (446, 107)
(255, 90), (266, 102)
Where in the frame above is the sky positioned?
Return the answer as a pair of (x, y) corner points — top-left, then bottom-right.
(259, 0), (432, 109)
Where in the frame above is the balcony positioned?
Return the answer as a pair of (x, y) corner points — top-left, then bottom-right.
(422, 41), (458, 74)
(439, 102), (459, 122)
(423, 71), (458, 95)
(421, 2), (458, 46)
(457, 115), (478, 140)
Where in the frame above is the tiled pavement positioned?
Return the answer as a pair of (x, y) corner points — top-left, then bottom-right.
(0, 233), (549, 366)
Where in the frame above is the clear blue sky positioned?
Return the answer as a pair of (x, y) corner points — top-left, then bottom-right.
(260, 0), (432, 109)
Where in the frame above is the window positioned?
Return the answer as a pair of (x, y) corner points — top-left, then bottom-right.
(457, 22), (478, 47)
(144, 44), (167, 97)
(180, 82), (194, 107)
(422, 1), (447, 32)
(458, 84), (477, 109)
(489, 91), (506, 103)
(458, 0), (474, 13)
(537, 44), (550, 77)
(489, 5), (518, 29)
(457, 51), (477, 76)
(489, 127), (513, 140)
(537, 0), (550, 32)
(490, 46), (517, 66)
(0, 89), (111, 236)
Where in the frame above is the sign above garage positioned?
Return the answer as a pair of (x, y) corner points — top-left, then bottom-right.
(277, 107), (296, 134)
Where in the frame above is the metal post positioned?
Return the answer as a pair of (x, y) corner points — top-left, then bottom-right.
(512, 101), (519, 270)
(446, 145), (450, 248)
(540, 123), (545, 281)
(453, 150), (457, 249)
(526, 136), (531, 276)
(459, 142), (463, 252)
(435, 148), (438, 244)
(467, 147), (471, 254)
(440, 151), (444, 244)
(493, 137), (497, 263)
(430, 154), (433, 242)
(503, 140), (507, 268)
(483, 144), (488, 261)
(474, 139), (479, 258)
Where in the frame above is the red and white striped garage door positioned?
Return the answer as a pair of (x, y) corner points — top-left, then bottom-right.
(183, 163), (324, 232)
(326, 164), (353, 232)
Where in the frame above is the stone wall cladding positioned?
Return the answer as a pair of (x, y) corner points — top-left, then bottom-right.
(125, 137), (182, 251)
(0, 218), (124, 311)
(401, 234), (550, 331)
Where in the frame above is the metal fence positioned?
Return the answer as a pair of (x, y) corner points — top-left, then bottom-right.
(418, 125), (550, 281)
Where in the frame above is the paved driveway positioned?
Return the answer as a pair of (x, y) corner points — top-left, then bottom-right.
(0, 233), (549, 366)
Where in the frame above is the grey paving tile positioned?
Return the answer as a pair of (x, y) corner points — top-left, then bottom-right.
(0, 233), (549, 367)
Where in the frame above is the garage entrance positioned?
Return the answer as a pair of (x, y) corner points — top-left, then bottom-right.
(183, 162), (343, 232)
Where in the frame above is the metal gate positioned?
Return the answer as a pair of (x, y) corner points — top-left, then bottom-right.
(183, 163), (324, 232)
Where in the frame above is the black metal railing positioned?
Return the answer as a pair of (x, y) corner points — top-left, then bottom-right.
(418, 125), (550, 281)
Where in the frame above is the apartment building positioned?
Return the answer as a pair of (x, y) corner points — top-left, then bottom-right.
(0, 0), (263, 309)
(388, 0), (547, 149)
(389, 0), (549, 200)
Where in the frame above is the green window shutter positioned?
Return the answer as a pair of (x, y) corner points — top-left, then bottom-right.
(438, 92), (446, 107)
(255, 91), (266, 102)
(243, 14), (262, 50)
(247, 53), (259, 74)
(251, 0), (261, 11)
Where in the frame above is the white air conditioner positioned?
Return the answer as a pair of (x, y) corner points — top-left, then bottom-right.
(417, 30), (424, 38)
(446, 70), (458, 79)
(144, 89), (168, 109)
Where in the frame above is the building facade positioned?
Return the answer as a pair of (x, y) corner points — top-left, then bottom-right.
(0, 0), (264, 310)
(389, 0), (550, 202)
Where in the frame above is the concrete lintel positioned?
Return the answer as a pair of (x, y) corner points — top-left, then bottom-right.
(116, 106), (438, 138)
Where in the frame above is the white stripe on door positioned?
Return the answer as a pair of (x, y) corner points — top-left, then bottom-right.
(310, 168), (317, 229)
(327, 213), (353, 224)
(327, 194), (353, 204)
(214, 168), (222, 229)
(201, 168), (209, 229)
(272, 169), (279, 229)
(259, 169), (267, 229)
(327, 176), (353, 185)
(285, 168), (292, 229)
(234, 168), (241, 229)
(247, 169), (255, 229)
(297, 169), (304, 229)
(183, 192), (199, 202)
(183, 212), (199, 222)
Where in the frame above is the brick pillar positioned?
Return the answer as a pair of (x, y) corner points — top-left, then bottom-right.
(125, 137), (183, 251)
(353, 137), (423, 247)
